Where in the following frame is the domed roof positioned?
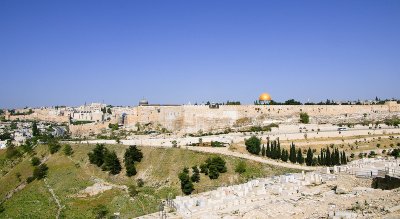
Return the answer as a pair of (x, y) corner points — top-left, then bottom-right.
(259, 93), (272, 101)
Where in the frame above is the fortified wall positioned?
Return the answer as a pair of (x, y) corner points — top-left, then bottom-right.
(124, 102), (400, 133)
(6, 109), (70, 123)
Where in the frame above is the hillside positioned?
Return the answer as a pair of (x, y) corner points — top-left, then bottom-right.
(0, 144), (299, 218)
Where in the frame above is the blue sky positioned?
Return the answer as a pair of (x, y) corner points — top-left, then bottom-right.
(1, 0), (399, 108)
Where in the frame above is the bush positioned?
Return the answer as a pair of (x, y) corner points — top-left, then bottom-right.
(178, 167), (194, 195)
(201, 156), (227, 180)
(126, 164), (137, 177)
(235, 161), (246, 174)
(128, 185), (139, 197)
(33, 164), (48, 180)
(63, 144), (73, 156)
(137, 178), (144, 187)
(300, 113), (309, 124)
(0, 204), (5, 213)
(245, 136), (261, 155)
(92, 204), (108, 219)
(48, 141), (61, 154)
(191, 166), (200, 183)
(31, 157), (41, 166)
(26, 176), (35, 183)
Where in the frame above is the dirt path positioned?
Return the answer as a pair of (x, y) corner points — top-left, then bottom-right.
(185, 146), (318, 171)
(44, 178), (64, 219)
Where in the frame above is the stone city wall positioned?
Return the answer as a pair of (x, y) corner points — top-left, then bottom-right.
(7, 109), (70, 123)
(124, 103), (400, 133)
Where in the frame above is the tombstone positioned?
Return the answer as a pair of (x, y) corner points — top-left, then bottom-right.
(333, 166), (338, 173)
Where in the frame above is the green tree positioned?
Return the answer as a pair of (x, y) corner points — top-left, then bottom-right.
(208, 165), (220, 179)
(126, 164), (137, 176)
(48, 141), (61, 154)
(326, 147), (331, 166)
(235, 160), (247, 174)
(300, 113), (309, 124)
(63, 144), (73, 156)
(191, 166), (201, 183)
(289, 143), (297, 163)
(266, 143), (271, 158)
(31, 157), (41, 166)
(124, 145), (143, 177)
(245, 136), (261, 155)
(297, 149), (304, 164)
(88, 144), (107, 167)
(178, 167), (194, 195)
(33, 164), (49, 180)
(102, 150), (122, 175)
(306, 148), (313, 166)
(261, 144), (265, 156)
(32, 121), (39, 136)
(200, 163), (208, 175)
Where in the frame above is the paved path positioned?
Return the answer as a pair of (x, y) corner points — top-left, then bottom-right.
(185, 146), (318, 171)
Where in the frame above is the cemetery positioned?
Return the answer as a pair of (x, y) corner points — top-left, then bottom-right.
(169, 158), (400, 218)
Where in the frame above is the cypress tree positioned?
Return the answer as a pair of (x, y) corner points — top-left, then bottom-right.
(297, 148), (304, 164)
(326, 147), (331, 166)
(289, 143), (296, 163)
(306, 147), (313, 166)
(337, 149), (340, 165)
(317, 155), (321, 165)
(266, 144), (271, 158)
(277, 143), (281, 159)
(261, 144), (265, 156)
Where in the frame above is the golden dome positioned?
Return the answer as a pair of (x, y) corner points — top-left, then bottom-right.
(259, 93), (272, 101)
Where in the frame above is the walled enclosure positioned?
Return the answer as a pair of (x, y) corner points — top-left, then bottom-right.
(124, 102), (400, 133)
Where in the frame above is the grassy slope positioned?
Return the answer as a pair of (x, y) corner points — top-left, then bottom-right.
(0, 144), (299, 218)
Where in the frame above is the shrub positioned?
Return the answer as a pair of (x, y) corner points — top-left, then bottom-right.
(300, 113), (309, 124)
(235, 161), (246, 174)
(92, 204), (108, 219)
(48, 141), (61, 154)
(26, 176), (35, 183)
(128, 185), (139, 197)
(137, 178), (144, 187)
(178, 167), (194, 195)
(191, 166), (201, 183)
(33, 164), (48, 180)
(31, 157), (41, 166)
(63, 144), (73, 156)
(245, 136), (261, 155)
(201, 156), (227, 180)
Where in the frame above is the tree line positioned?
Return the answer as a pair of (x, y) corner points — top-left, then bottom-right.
(88, 144), (143, 176)
(178, 156), (227, 195)
(246, 136), (348, 166)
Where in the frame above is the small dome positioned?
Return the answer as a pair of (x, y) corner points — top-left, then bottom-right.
(259, 93), (272, 101)
(139, 99), (148, 105)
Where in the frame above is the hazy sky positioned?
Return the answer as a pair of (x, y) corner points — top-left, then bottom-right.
(1, 0), (399, 108)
